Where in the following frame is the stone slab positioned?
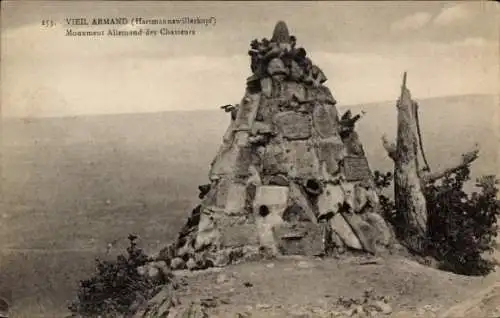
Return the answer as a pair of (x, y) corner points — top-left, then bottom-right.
(222, 119), (236, 144)
(315, 136), (345, 176)
(261, 140), (288, 176)
(287, 182), (318, 223)
(210, 132), (252, 180)
(234, 145), (253, 178)
(343, 155), (373, 182)
(256, 96), (282, 125)
(283, 139), (321, 180)
(250, 120), (273, 136)
(342, 212), (377, 254)
(329, 213), (363, 250)
(195, 211), (221, 250)
(317, 184), (344, 219)
(362, 212), (393, 247)
(234, 93), (261, 131)
(209, 143), (239, 178)
(274, 111), (312, 140)
(224, 182), (248, 215)
(275, 222), (325, 256)
(313, 104), (339, 138)
(214, 178), (232, 209)
(253, 185), (289, 213)
(306, 85), (336, 105)
(220, 223), (260, 248)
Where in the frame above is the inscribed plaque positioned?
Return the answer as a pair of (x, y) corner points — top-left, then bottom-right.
(342, 156), (373, 182)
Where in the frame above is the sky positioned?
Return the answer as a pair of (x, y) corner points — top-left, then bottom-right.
(1, 1), (498, 118)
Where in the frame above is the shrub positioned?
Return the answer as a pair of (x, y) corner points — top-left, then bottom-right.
(68, 234), (164, 317)
(373, 171), (397, 225)
(424, 167), (500, 275)
(374, 167), (500, 276)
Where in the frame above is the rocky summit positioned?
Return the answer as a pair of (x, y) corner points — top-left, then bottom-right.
(163, 21), (393, 271)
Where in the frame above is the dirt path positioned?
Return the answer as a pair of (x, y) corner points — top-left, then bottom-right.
(173, 255), (497, 317)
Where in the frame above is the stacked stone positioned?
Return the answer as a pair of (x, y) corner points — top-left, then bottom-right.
(170, 21), (392, 270)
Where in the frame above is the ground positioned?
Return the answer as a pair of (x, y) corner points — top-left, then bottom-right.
(168, 254), (499, 318)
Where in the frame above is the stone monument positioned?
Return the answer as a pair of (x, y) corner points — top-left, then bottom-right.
(168, 21), (393, 270)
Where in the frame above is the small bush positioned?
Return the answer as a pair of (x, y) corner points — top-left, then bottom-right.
(373, 171), (397, 225)
(424, 167), (500, 275)
(374, 167), (500, 276)
(68, 235), (164, 317)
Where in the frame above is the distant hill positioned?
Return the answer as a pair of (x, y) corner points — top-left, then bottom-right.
(1, 93), (498, 249)
(2, 93), (497, 207)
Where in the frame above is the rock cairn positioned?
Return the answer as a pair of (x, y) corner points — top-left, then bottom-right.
(165, 21), (393, 270)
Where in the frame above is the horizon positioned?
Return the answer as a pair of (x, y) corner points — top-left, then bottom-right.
(2, 92), (496, 120)
(1, 1), (498, 118)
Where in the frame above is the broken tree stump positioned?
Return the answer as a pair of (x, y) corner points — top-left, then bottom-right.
(382, 72), (479, 252)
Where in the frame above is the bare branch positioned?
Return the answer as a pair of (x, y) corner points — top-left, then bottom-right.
(381, 134), (397, 161)
(421, 144), (480, 184)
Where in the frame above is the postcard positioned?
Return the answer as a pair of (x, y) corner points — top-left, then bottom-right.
(1, 1), (498, 317)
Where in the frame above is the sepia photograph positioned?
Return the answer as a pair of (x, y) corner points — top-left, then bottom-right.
(1, 1), (499, 317)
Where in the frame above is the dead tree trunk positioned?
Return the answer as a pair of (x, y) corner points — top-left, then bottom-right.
(382, 73), (428, 248)
(382, 72), (479, 252)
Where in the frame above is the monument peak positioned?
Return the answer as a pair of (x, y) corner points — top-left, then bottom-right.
(271, 20), (290, 43)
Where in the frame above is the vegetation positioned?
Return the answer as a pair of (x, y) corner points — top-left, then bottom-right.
(68, 235), (168, 317)
(424, 167), (500, 275)
(375, 167), (500, 276)
(68, 166), (499, 317)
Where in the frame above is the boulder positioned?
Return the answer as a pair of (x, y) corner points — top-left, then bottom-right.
(317, 183), (344, 220)
(329, 213), (363, 250)
(275, 222), (326, 256)
(342, 212), (377, 254)
(363, 212), (393, 247)
(287, 182), (318, 223)
(194, 211), (221, 251)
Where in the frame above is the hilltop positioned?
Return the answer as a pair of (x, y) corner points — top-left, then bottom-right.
(0, 93), (498, 317)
